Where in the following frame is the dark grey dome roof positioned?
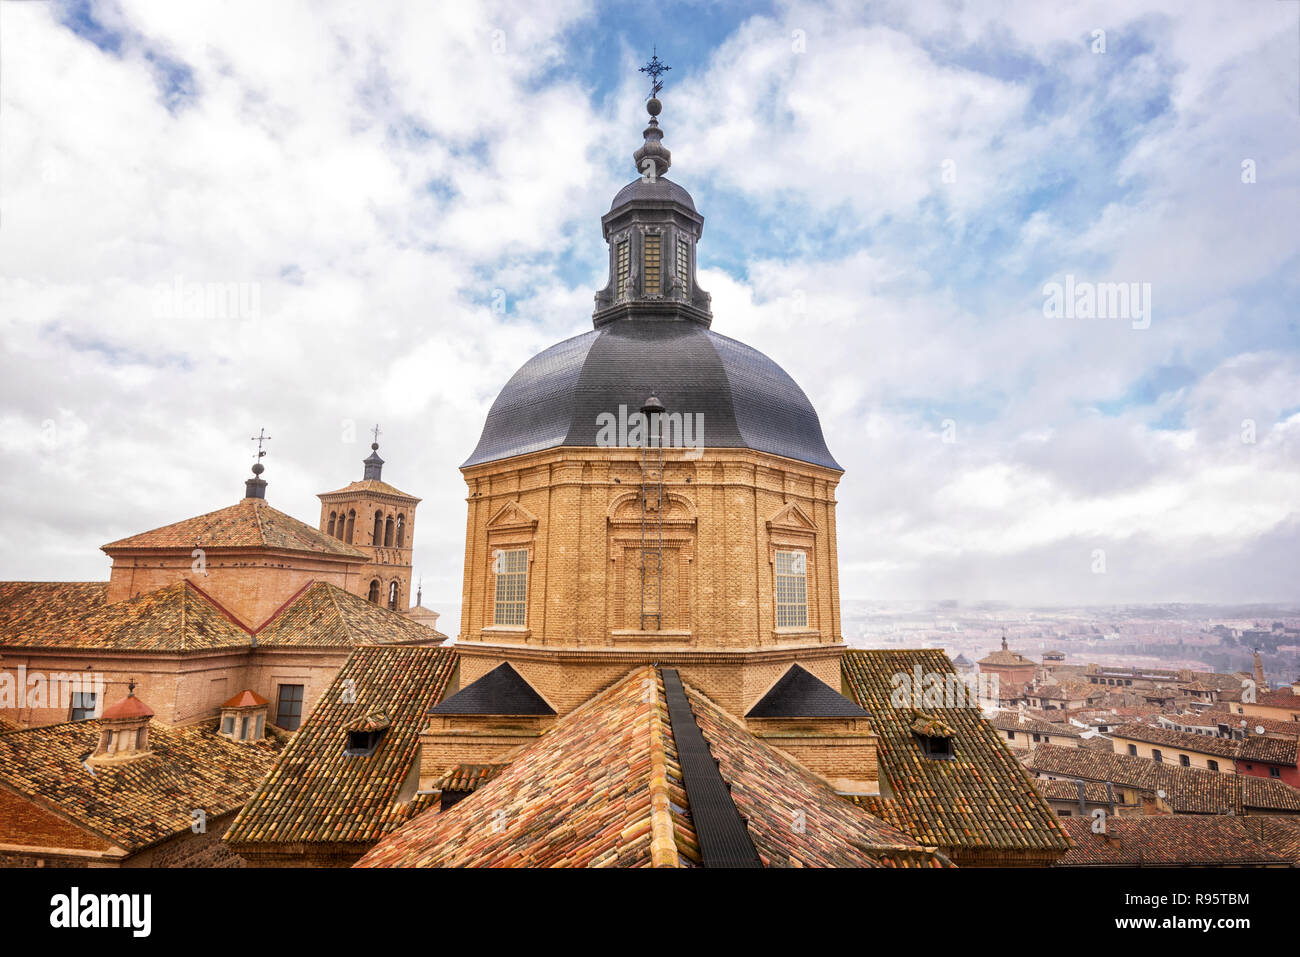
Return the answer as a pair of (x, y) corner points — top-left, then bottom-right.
(609, 176), (696, 213)
(463, 320), (840, 470)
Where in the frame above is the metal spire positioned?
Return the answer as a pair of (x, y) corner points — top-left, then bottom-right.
(639, 48), (671, 99)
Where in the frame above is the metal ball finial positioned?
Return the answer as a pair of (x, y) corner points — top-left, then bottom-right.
(646, 97), (662, 117)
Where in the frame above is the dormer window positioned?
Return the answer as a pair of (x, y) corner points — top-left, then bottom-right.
(219, 689), (269, 742)
(344, 711), (391, 756)
(910, 711), (956, 761)
(918, 734), (954, 760)
(345, 728), (386, 756)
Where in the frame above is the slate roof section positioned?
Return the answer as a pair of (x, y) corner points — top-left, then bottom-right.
(462, 321), (841, 470)
(662, 668), (761, 867)
(102, 498), (368, 559)
(225, 645), (458, 849)
(1057, 816), (1297, 867)
(358, 666), (700, 867)
(429, 662), (555, 715)
(842, 649), (1070, 858)
(745, 664), (869, 719)
(1025, 744), (1300, 813)
(0, 718), (282, 854)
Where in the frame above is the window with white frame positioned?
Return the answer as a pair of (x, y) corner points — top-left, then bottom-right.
(774, 550), (808, 628)
(493, 548), (529, 626)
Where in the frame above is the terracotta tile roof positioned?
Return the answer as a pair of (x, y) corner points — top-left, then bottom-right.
(1253, 688), (1300, 710)
(1025, 744), (1300, 813)
(253, 581), (440, 648)
(0, 718), (282, 854)
(842, 650), (1070, 856)
(1034, 778), (1114, 805)
(101, 693), (153, 720)
(1238, 734), (1299, 766)
(990, 712), (1082, 738)
(221, 690), (268, 709)
(1111, 721), (1242, 759)
(1058, 815), (1296, 866)
(317, 479), (420, 501)
(437, 764), (505, 794)
(102, 498), (368, 559)
(1179, 711), (1300, 737)
(357, 666), (700, 868)
(0, 580), (250, 651)
(0, 581), (111, 643)
(978, 648), (1034, 666)
(1115, 720), (1298, 766)
(0, 578), (435, 653)
(225, 645), (456, 849)
(682, 678), (949, 868)
(356, 667), (949, 868)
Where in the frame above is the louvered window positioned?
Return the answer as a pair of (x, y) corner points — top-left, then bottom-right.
(643, 233), (661, 294)
(615, 240), (630, 294)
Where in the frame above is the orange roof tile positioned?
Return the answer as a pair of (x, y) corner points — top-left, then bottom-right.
(101, 694), (154, 720)
(842, 649), (1070, 858)
(0, 719), (282, 853)
(221, 690), (268, 709)
(225, 645), (457, 850)
(102, 498), (367, 559)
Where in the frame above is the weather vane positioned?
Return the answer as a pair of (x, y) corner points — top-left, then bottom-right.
(639, 47), (670, 99)
(371, 423), (382, 445)
(251, 427), (271, 462)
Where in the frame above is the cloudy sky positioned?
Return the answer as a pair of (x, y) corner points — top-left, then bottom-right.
(2, 0), (1297, 634)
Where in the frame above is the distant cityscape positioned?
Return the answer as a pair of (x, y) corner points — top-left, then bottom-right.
(841, 600), (1300, 688)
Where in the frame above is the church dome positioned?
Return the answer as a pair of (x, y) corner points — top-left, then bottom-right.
(609, 176), (696, 213)
(463, 320), (840, 469)
(463, 87), (839, 473)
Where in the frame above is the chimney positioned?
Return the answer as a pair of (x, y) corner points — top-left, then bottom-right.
(1253, 650), (1266, 691)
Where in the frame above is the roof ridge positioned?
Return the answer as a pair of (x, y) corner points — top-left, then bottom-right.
(251, 499), (268, 544)
(660, 668), (762, 868)
(646, 667), (681, 868)
(326, 582), (356, 643)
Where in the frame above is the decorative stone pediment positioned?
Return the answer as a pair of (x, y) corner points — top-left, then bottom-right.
(766, 502), (817, 533)
(486, 500), (539, 532)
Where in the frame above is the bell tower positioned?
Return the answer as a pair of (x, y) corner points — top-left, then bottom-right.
(317, 427), (421, 612)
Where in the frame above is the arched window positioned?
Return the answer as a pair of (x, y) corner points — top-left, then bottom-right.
(373, 510), (383, 544)
(388, 580), (399, 610)
(384, 515), (394, 547)
(395, 514), (406, 548)
(327, 512), (337, 536)
(367, 579), (380, 603)
(345, 509), (355, 544)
